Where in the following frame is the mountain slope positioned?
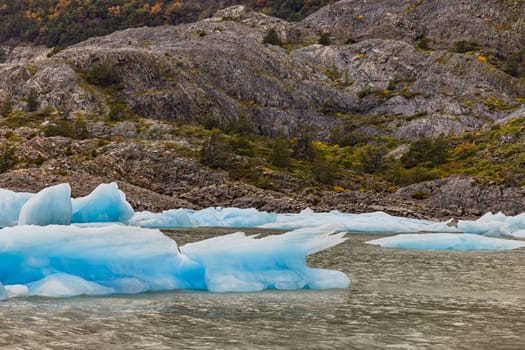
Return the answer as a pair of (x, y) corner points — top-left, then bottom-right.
(0, 3), (524, 218)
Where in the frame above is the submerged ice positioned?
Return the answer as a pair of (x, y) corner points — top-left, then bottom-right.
(0, 224), (349, 298)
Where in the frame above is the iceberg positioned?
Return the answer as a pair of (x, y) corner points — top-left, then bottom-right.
(457, 212), (525, 237)
(128, 209), (199, 228)
(190, 207), (277, 227)
(367, 233), (525, 251)
(72, 182), (134, 223)
(0, 188), (33, 227)
(18, 183), (72, 226)
(181, 226), (350, 292)
(259, 209), (455, 233)
(0, 224), (349, 298)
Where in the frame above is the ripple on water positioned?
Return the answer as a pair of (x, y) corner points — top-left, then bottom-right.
(0, 230), (524, 349)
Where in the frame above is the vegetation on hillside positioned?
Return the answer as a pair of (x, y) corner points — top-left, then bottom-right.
(0, 0), (334, 47)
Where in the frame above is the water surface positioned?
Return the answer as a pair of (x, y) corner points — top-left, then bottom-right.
(1, 229), (524, 349)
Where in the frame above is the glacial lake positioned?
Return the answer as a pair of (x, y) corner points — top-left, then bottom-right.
(1, 228), (524, 349)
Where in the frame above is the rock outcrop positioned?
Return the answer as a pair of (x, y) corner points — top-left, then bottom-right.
(0, 3), (524, 219)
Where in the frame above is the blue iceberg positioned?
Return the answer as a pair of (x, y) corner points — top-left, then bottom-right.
(0, 224), (349, 298)
(0, 188), (33, 227)
(128, 209), (198, 228)
(367, 233), (525, 251)
(72, 182), (134, 223)
(18, 183), (72, 226)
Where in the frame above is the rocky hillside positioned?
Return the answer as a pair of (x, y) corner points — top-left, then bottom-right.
(0, 2), (524, 219)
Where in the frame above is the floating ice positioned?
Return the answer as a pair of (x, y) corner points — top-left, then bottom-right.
(0, 188), (33, 227)
(0, 224), (349, 298)
(128, 209), (198, 228)
(367, 233), (525, 251)
(72, 182), (134, 223)
(18, 183), (72, 226)
(181, 226), (350, 292)
(258, 209), (455, 233)
(190, 207), (277, 227)
(457, 212), (525, 237)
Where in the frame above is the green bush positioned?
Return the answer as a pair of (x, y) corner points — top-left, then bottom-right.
(200, 130), (232, 169)
(43, 119), (89, 139)
(401, 136), (449, 169)
(0, 145), (16, 173)
(318, 33), (331, 46)
(83, 63), (122, 88)
(449, 39), (480, 53)
(262, 28), (282, 46)
(416, 36), (430, 50)
(355, 145), (387, 174)
(270, 136), (291, 169)
(0, 98), (12, 117)
(230, 135), (254, 157)
(312, 157), (338, 185)
(26, 88), (39, 112)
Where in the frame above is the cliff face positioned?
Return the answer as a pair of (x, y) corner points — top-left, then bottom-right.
(0, 2), (524, 218)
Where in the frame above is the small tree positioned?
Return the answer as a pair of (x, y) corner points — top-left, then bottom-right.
(0, 145), (16, 173)
(312, 158), (338, 185)
(262, 28), (282, 46)
(26, 88), (39, 112)
(270, 136), (291, 169)
(0, 98), (13, 117)
(319, 33), (331, 46)
(200, 130), (232, 169)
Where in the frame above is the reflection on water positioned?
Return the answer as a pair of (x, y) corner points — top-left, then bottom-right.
(1, 229), (524, 349)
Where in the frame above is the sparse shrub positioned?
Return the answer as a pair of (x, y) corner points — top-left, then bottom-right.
(26, 88), (39, 112)
(230, 135), (254, 156)
(500, 48), (525, 78)
(0, 48), (6, 63)
(449, 39), (480, 53)
(0, 145), (16, 173)
(107, 101), (138, 122)
(0, 98), (13, 117)
(225, 114), (253, 136)
(83, 63), (122, 88)
(203, 116), (220, 130)
(262, 28), (282, 46)
(44, 119), (89, 139)
(318, 33), (331, 46)
(416, 36), (430, 50)
(388, 164), (440, 186)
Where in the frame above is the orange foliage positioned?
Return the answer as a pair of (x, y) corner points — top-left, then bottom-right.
(151, 2), (162, 14)
(108, 5), (121, 16)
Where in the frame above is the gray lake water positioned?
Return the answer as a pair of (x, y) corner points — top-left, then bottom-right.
(1, 228), (525, 349)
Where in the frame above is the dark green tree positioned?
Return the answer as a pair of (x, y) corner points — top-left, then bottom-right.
(401, 136), (449, 169)
(270, 136), (291, 169)
(200, 130), (232, 169)
(26, 88), (39, 112)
